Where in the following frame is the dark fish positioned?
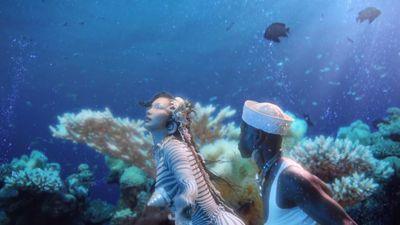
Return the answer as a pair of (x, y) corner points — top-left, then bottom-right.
(302, 113), (315, 127)
(346, 37), (354, 43)
(225, 21), (235, 31)
(79, 21), (85, 25)
(356, 7), (381, 24)
(264, 22), (289, 43)
(387, 134), (400, 142)
(63, 22), (68, 26)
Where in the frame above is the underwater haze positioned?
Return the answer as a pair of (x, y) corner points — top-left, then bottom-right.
(1, 0), (400, 224)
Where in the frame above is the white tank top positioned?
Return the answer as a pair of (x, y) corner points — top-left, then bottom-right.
(265, 158), (317, 225)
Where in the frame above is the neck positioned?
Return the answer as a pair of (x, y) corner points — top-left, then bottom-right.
(150, 130), (169, 145)
(254, 148), (280, 170)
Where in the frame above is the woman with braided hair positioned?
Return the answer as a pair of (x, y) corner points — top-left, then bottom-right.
(141, 92), (245, 225)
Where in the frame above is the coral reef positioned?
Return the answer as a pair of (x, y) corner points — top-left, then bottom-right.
(370, 108), (400, 158)
(0, 210), (9, 225)
(191, 102), (240, 145)
(328, 173), (378, 206)
(0, 150), (114, 225)
(49, 108), (154, 175)
(282, 111), (308, 150)
(83, 199), (114, 224)
(337, 107), (400, 159)
(199, 139), (263, 224)
(50, 103), (263, 224)
(4, 167), (63, 193)
(337, 120), (374, 145)
(3, 150), (63, 194)
(65, 163), (94, 198)
(285, 136), (393, 207)
(49, 103), (400, 224)
(103, 156), (155, 224)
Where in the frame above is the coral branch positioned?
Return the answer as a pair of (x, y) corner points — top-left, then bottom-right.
(49, 108), (154, 175)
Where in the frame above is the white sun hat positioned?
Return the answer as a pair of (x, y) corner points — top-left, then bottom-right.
(242, 100), (294, 135)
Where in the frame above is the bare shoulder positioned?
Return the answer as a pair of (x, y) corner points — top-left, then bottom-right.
(279, 159), (332, 199)
(279, 160), (324, 193)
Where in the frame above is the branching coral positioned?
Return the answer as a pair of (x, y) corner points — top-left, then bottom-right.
(4, 168), (63, 193)
(285, 136), (393, 207)
(66, 164), (94, 198)
(103, 156), (154, 223)
(3, 150), (63, 194)
(328, 173), (378, 206)
(199, 139), (263, 225)
(191, 103), (240, 146)
(0, 150), (115, 225)
(49, 108), (154, 176)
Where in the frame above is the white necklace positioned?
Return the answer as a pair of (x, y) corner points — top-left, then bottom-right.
(255, 152), (281, 197)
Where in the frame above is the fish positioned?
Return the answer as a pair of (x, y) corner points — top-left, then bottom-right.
(356, 7), (381, 24)
(302, 113), (315, 127)
(225, 21), (235, 31)
(346, 37), (354, 43)
(264, 22), (289, 43)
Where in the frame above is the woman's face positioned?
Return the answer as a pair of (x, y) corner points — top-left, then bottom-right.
(144, 97), (172, 131)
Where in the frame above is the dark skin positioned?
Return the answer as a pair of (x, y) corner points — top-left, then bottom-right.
(238, 121), (358, 225)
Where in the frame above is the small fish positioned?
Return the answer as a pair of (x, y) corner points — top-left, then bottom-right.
(302, 113), (315, 127)
(356, 7), (381, 24)
(346, 37), (354, 43)
(225, 21), (235, 31)
(320, 67), (331, 73)
(79, 21), (85, 25)
(264, 22), (289, 43)
(63, 22), (68, 26)
(209, 96), (218, 102)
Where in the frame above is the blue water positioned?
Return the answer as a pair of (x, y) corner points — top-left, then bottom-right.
(1, 0), (399, 211)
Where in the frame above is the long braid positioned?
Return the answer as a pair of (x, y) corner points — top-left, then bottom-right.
(170, 96), (237, 214)
(178, 125), (236, 214)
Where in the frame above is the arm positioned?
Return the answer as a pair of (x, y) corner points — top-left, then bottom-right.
(281, 167), (357, 225)
(164, 139), (198, 223)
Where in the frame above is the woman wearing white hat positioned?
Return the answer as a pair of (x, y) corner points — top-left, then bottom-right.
(238, 100), (357, 225)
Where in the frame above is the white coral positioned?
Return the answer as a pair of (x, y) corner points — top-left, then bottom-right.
(285, 136), (393, 207)
(328, 173), (378, 206)
(49, 108), (154, 175)
(4, 168), (63, 193)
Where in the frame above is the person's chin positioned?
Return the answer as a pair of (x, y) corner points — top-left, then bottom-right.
(143, 123), (152, 131)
